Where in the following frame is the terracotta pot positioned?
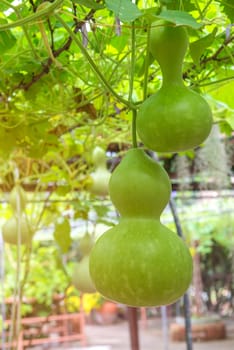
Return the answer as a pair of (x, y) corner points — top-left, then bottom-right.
(92, 302), (118, 325)
(170, 316), (227, 341)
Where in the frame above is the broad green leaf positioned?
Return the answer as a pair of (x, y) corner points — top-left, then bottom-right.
(226, 109), (234, 129)
(190, 28), (218, 66)
(217, 0), (234, 22)
(159, 0), (196, 11)
(157, 9), (203, 29)
(73, 0), (105, 10)
(105, 0), (142, 22)
(0, 19), (16, 52)
(53, 218), (72, 254)
(219, 120), (233, 136)
(110, 34), (128, 52)
(211, 80), (234, 109)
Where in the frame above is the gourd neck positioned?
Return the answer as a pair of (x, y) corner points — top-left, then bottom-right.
(159, 59), (184, 87)
(149, 22), (188, 89)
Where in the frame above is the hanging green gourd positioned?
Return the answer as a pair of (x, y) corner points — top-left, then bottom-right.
(137, 21), (213, 153)
(89, 149), (193, 307)
(72, 233), (96, 294)
(2, 185), (33, 245)
(72, 255), (96, 294)
(2, 215), (33, 245)
(89, 146), (110, 196)
(79, 232), (94, 256)
(9, 184), (27, 213)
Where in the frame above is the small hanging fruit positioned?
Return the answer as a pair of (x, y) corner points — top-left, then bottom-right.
(2, 215), (33, 245)
(72, 233), (96, 294)
(79, 232), (94, 256)
(9, 184), (27, 213)
(89, 149), (193, 307)
(89, 146), (110, 196)
(72, 255), (96, 294)
(136, 21), (213, 153)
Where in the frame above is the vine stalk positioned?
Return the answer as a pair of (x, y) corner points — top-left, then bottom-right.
(129, 21), (138, 148)
(143, 24), (151, 100)
(55, 14), (135, 110)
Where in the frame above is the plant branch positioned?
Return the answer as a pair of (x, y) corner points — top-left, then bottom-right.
(15, 6), (97, 91)
(132, 109), (138, 148)
(143, 24), (151, 100)
(128, 22), (136, 103)
(55, 14), (134, 109)
(0, 0), (64, 30)
(202, 36), (234, 64)
(183, 34), (234, 82)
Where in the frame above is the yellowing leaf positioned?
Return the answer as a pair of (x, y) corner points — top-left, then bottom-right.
(53, 218), (72, 253)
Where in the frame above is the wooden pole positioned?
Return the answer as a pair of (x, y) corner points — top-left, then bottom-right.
(127, 307), (140, 350)
(169, 198), (193, 350)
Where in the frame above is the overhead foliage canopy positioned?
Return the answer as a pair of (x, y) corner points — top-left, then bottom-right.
(0, 0), (233, 194)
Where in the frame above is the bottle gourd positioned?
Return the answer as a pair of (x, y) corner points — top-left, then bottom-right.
(89, 146), (110, 196)
(89, 149), (193, 307)
(2, 185), (33, 245)
(137, 22), (213, 152)
(72, 233), (96, 293)
(2, 215), (32, 245)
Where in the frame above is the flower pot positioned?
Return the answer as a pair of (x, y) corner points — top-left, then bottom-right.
(170, 315), (227, 341)
(92, 301), (118, 325)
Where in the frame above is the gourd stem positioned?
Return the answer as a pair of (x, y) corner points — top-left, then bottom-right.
(129, 22), (138, 149)
(55, 14), (134, 109)
(129, 22), (136, 102)
(132, 109), (138, 148)
(143, 24), (151, 100)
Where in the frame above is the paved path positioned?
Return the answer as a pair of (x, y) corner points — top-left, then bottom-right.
(29, 317), (234, 350)
(81, 318), (234, 350)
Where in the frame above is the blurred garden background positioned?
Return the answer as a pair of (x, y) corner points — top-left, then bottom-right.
(0, 0), (234, 349)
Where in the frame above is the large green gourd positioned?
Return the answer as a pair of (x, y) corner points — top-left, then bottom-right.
(137, 22), (213, 153)
(89, 149), (193, 307)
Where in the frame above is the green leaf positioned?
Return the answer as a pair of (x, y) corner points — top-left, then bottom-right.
(73, 0), (105, 10)
(217, 0), (234, 22)
(159, 0), (196, 11)
(0, 19), (16, 52)
(219, 120), (233, 136)
(105, 0), (142, 22)
(226, 109), (234, 129)
(190, 28), (218, 66)
(211, 79), (234, 109)
(157, 9), (203, 29)
(110, 34), (128, 52)
(53, 218), (72, 254)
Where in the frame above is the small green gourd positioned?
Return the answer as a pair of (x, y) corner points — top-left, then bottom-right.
(89, 146), (110, 196)
(9, 184), (27, 213)
(72, 255), (96, 294)
(72, 233), (96, 293)
(89, 149), (193, 307)
(137, 21), (213, 153)
(2, 215), (32, 245)
(79, 232), (94, 256)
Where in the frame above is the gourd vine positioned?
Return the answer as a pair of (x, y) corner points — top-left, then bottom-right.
(55, 14), (136, 110)
(129, 21), (138, 149)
